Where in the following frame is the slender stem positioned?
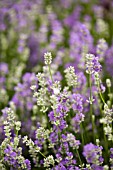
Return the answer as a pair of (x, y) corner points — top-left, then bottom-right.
(97, 82), (105, 104)
(39, 151), (46, 158)
(80, 123), (85, 146)
(90, 104), (95, 143)
(103, 124), (108, 163)
(89, 74), (92, 102)
(16, 130), (18, 136)
(48, 64), (53, 82)
(76, 148), (82, 167)
(99, 91), (105, 104)
(92, 115), (96, 142)
(89, 74), (95, 143)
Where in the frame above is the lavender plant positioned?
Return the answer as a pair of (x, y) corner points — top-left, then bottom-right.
(0, 0), (113, 170)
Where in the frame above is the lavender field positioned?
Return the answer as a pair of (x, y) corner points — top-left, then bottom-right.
(0, 0), (113, 169)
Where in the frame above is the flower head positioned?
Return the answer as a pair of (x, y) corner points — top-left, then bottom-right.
(83, 143), (103, 165)
(64, 66), (78, 87)
(44, 52), (52, 65)
(85, 53), (102, 74)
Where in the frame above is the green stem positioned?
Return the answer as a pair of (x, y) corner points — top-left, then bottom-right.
(39, 151), (46, 158)
(92, 115), (96, 141)
(99, 91), (105, 104)
(76, 148), (82, 167)
(89, 74), (95, 143)
(103, 124), (108, 163)
(98, 82), (105, 104)
(48, 64), (53, 82)
(89, 74), (92, 103)
(80, 123), (85, 146)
